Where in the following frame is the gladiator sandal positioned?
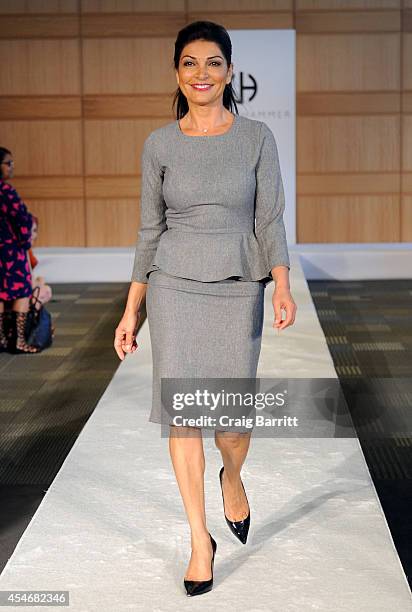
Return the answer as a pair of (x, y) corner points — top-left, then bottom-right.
(11, 311), (40, 354)
(0, 312), (9, 352)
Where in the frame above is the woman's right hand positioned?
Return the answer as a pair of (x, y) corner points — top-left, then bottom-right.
(114, 310), (141, 361)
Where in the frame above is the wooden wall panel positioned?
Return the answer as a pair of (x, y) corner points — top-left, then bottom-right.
(0, 121), (82, 176)
(297, 34), (400, 91)
(0, 0), (410, 248)
(296, 2), (404, 244)
(0, 40), (80, 95)
(0, 0), (77, 13)
(298, 116), (400, 173)
(296, 1), (400, 9)
(297, 195), (400, 242)
(187, 13), (293, 29)
(0, 16), (79, 38)
(298, 172), (399, 195)
(188, 0), (293, 28)
(188, 0), (291, 10)
(81, 15), (186, 37)
(81, 0), (184, 11)
(26, 200), (86, 247)
(10, 177), (84, 199)
(298, 92), (399, 115)
(401, 197), (412, 241)
(401, 14), (411, 241)
(87, 199), (139, 246)
(403, 116), (412, 170)
(82, 38), (177, 94)
(0, 97), (82, 119)
(83, 119), (166, 175)
(83, 94), (173, 118)
(403, 33), (412, 89)
(85, 176), (139, 198)
(295, 12), (400, 32)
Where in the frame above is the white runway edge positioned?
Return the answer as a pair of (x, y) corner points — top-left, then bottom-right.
(0, 254), (411, 611)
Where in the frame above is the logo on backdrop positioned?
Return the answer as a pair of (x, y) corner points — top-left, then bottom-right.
(234, 72), (258, 103)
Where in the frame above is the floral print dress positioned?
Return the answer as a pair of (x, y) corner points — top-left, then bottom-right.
(0, 179), (33, 301)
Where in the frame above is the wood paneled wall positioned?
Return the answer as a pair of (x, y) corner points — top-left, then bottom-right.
(0, 0), (410, 247)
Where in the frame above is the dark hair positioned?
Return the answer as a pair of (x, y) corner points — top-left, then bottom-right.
(172, 20), (239, 119)
(0, 147), (12, 180)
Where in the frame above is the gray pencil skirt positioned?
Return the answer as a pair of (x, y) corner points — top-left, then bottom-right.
(145, 269), (265, 431)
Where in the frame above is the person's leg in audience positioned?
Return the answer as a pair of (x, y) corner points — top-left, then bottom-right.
(11, 296), (39, 353)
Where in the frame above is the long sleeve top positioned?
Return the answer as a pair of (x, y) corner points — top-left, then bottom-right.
(130, 114), (290, 288)
(0, 179), (33, 251)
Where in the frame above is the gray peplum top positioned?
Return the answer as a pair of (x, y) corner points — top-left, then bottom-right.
(130, 113), (290, 288)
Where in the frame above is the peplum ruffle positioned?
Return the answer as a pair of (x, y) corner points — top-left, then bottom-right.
(142, 227), (289, 288)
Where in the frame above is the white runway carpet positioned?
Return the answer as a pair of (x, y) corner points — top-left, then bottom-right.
(0, 255), (411, 611)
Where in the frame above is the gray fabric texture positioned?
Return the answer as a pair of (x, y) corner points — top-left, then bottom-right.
(145, 269), (265, 429)
(131, 114), (290, 288)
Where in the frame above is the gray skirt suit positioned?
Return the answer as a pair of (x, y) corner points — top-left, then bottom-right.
(130, 114), (290, 428)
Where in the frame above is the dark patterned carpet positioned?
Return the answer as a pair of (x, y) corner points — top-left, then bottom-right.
(0, 283), (144, 573)
(308, 279), (412, 588)
(0, 279), (411, 591)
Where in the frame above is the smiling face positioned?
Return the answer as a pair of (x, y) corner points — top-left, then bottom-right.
(175, 39), (233, 109)
(0, 153), (14, 180)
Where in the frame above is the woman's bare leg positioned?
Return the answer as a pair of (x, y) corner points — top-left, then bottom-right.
(169, 425), (214, 580)
(11, 297), (39, 352)
(12, 297), (30, 312)
(214, 431), (251, 521)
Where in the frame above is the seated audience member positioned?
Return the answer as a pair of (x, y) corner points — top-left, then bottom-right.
(28, 215), (53, 311)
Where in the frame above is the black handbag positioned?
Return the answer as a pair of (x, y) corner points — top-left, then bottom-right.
(25, 286), (53, 351)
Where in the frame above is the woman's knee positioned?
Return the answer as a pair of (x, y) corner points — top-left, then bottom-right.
(214, 431), (250, 448)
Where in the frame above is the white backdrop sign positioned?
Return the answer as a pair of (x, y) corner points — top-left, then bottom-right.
(229, 29), (296, 245)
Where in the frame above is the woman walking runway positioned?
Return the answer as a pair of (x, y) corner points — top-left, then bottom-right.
(114, 20), (297, 597)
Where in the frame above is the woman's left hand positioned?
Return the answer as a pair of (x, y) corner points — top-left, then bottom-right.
(272, 287), (297, 331)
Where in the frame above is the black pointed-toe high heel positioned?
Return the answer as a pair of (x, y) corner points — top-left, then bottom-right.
(184, 532), (217, 597)
(219, 466), (250, 545)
